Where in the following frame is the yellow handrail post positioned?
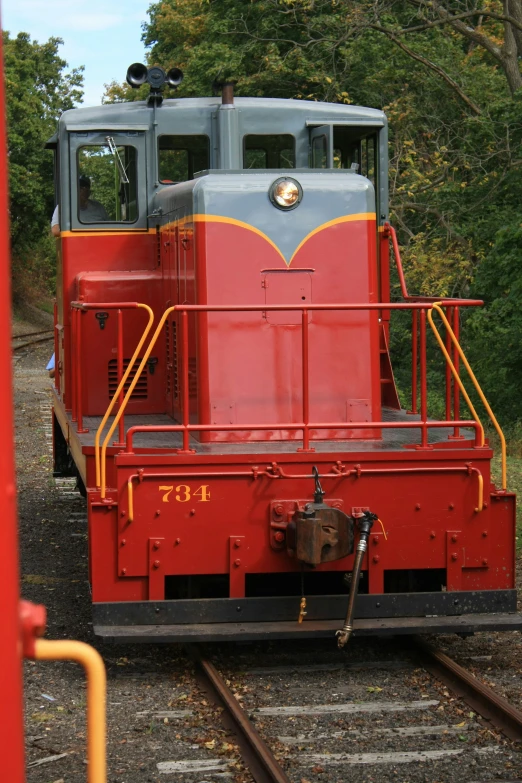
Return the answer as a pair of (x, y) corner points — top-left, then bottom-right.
(127, 476), (134, 523)
(428, 302), (507, 491)
(101, 306), (176, 498)
(427, 306), (485, 446)
(94, 303), (154, 489)
(473, 468), (484, 513)
(34, 639), (106, 783)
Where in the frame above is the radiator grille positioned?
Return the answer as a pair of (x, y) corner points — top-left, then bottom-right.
(189, 357), (197, 397)
(165, 322), (171, 397)
(108, 359), (148, 400)
(172, 321), (179, 400)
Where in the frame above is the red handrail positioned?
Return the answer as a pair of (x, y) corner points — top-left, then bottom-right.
(86, 299), (488, 498)
(123, 418), (483, 455)
(385, 223), (464, 304)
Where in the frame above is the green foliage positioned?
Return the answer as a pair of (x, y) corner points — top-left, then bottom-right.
(466, 224), (522, 423)
(3, 31), (83, 297)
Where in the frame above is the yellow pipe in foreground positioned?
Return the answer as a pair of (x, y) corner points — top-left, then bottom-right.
(95, 303), (154, 488)
(101, 306), (176, 498)
(427, 305), (485, 447)
(34, 639), (106, 783)
(430, 303), (506, 490)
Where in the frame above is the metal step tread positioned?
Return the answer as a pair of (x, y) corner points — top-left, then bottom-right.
(95, 612), (522, 643)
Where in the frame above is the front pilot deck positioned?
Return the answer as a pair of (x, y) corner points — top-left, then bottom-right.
(68, 405), (477, 456)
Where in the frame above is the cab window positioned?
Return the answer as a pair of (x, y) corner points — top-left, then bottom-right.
(244, 134), (295, 168)
(77, 142), (138, 223)
(360, 135), (376, 185)
(158, 135), (210, 183)
(332, 127), (377, 185)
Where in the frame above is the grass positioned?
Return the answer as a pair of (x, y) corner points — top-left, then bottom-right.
(37, 300), (54, 315)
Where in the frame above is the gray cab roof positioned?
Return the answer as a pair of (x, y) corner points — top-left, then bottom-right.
(57, 96), (386, 132)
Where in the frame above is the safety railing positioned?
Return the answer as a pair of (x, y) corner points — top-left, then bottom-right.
(70, 301), (154, 487)
(125, 462), (484, 522)
(91, 300), (505, 502)
(384, 223), (472, 440)
(429, 302), (507, 490)
(386, 223), (479, 440)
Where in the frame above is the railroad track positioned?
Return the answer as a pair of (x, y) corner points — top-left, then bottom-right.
(12, 328), (54, 351)
(184, 639), (522, 782)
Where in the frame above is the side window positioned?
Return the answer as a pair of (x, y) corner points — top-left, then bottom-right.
(158, 135), (210, 183)
(311, 135), (327, 168)
(78, 142), (138, 223)
(360, 136), (376, 185)
(244, 135), (295, 168)
(332, 127), (361, 171)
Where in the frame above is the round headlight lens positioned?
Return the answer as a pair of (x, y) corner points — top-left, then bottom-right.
(274, 180), (299, 207)
(270, 178), (302, 210)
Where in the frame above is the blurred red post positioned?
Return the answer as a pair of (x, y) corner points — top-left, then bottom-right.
(0, 27), (27, 783)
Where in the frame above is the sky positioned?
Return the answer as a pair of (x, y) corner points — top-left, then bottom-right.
(2, 0), (151, 106)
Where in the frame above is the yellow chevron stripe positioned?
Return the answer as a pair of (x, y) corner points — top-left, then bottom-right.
(60, 213), (376, 266)
(192, 214), (287, 264)
(162, 212), (375, 267)
(60, 228), (156, 237)
(289, 213), (376, 263)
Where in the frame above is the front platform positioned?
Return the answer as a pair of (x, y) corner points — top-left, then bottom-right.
(62, 402), (476, 454)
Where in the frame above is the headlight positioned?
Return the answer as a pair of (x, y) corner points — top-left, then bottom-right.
(270, 178), (302, 210)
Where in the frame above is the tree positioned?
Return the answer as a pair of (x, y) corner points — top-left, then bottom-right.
(3, 32), (83, 295)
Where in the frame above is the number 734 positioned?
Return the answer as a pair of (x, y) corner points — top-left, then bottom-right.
(159, 485), (210, 503)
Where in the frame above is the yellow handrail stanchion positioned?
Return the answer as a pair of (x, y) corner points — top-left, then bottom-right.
(128, 477), (134, 523)
(94, 303), (154, 488)
(101, 306), (176, 498)
(428, 302), (507, 490)
(34, 639), (106, 783)
(427, 306), (485, 446)
(474, 469), (484, 513)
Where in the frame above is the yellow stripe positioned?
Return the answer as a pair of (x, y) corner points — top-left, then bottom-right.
(289, 213), (375, 263)
(61, 228), (156, 237)
(161, 212), (375, 267)
(61, 213), (376, 264)
(192, 214), (287, 264)
(158, 213), (287, 262)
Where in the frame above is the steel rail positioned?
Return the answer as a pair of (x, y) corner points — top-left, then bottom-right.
(12, 332), (54, 351)
(415, 637), (522, 741)
(12, 328), (54, 340)
(188, 647), (292, 783)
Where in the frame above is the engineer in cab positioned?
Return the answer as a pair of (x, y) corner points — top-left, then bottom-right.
(51, 175), (108, 236)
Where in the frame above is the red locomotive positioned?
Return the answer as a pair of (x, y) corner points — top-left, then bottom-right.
(48, 65), (519, 643)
